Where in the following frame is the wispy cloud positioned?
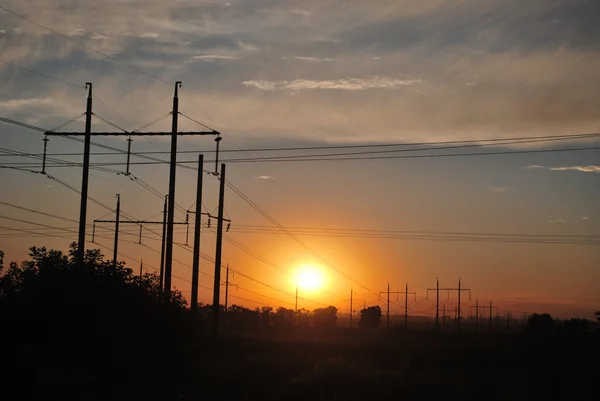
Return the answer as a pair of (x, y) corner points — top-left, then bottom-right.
(90, 33), (110, 40)
(192, 54), (238, 60)
(243, 76), (421, 91)
(550, 219), (566, 224)
(292, 56), (332, 62)
(582, 216), (589, 221)
(525, 165), (600, 173)
(548, 165), (600, 173)
(254, 175), (276, 180)
(0, 97), (54, 108)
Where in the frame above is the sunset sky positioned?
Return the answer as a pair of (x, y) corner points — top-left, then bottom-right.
(0, 0), (598, 320)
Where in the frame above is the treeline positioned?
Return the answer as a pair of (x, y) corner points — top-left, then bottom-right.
(197, 304), (385, 329)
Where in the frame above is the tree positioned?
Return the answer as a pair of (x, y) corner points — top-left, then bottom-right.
(273, 307), (295, 326)
(0, 243), (191, 400)
(562, 318), (590, 335)
(313, 306), (338, 328)
(595, 310), (600, 323)
(260, 306), (273, 325)
(359, 305), (382, 328)
(526, 313), (554, 333)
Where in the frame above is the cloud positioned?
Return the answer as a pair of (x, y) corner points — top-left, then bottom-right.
(192, 54), (238, 60)
(68, 28), (86, 36)
(292, 56), (332, 62)
(254, 175), (276, 180)
(243, 76), (421, 91)
(90, 33), (110, 40)
(550, 219), (566, 224)
(524, 165), (600, 173)
(548, 165), (600, 173)
(0, 97), (54, 109)
(582, 216), (589, 221)
(1, 0), (600, 144)
(490, 186), (507, 192)
(291, 10), (311, 17)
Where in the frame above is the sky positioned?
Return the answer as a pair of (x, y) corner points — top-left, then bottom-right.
(0, 0), (599, 320)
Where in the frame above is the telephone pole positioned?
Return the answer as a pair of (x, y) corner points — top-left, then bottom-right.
(427, 278), (471, 333)
(159, 195), (167, 291)
(470, 300), (480, 332)
(225, 265), (230, 311)
(380, 283), (415, 329)
(112, 194), (120, 267)
(212, 163), (226, 334)
(471, 300), (498, 333)
(442, 304), (446, 332)
(139, 259), (143, 278)
(344, 289), (356, 328)
(190, 154), (203, 311)
(163, 81), (182, 300)
(77, 83), (93, 266)
(45, 81), (220, 287)
(350, 289), (354, 328)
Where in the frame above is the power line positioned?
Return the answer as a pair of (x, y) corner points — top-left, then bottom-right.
(7, 144), (597, 168)
(3, 131), (598, 158)
(0, 59), (85, 89)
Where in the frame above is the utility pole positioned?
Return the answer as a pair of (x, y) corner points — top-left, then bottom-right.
(164, 81), (182, 300)
(458, 279), (462, 332)
(295, 286), (298, 314)
(428, 278), (471, 333)
(45, 81), (220, 282)
(379, 283), (416, 329)
(139, 259), (143, 278)
(471, 301), (498, 333)
(404, 283), (408, 328)
(350, 289), (353, 328)
(344, 289), (355, 328)
(113, 194), (120, 268)
(387, 283), (390, 329)
(225, 265), (229, 311)
(442, 304), (446, 332)
(426, 278), (441, 331)
(212, 163), (226, 334)
(77, 83), (93, 266)
(159, 195), (167, 291)
(470, 300), (480, 332)
(190, 154), (203, 311)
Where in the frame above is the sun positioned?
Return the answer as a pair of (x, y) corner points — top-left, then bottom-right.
(296, 265), (325, 291)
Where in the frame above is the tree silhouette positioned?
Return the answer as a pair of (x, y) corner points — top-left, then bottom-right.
(359, 306), (382, 328)
(313, 306), (338, 328)
(0, 243), (190, 400)
(261, 306), (273, 325)
(274, 306), (295, 326)
(595, 310), (600, 323)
